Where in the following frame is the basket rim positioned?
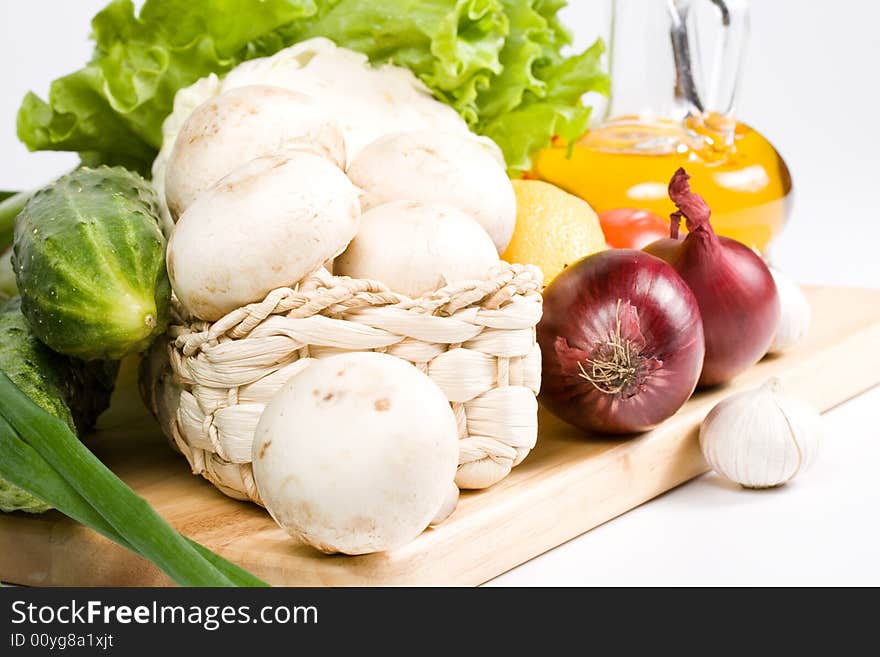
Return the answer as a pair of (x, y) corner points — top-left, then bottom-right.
(170, 262), (543, 355)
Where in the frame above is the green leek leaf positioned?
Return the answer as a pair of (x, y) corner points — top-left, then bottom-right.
(0, 371), (265, 587)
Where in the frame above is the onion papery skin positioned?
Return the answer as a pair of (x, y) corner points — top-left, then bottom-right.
(537, 249), (705, 434)
(644, 169), (780, 387)
(647, 234), (779, 386)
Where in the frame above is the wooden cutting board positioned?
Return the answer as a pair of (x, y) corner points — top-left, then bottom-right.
(1, 286), (878, 586)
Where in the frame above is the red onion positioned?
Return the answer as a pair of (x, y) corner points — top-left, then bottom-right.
(538, 249), (705, 434)
(645, 169), (780, 387)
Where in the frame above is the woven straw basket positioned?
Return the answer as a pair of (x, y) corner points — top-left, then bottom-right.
(140, 263), (543, 505)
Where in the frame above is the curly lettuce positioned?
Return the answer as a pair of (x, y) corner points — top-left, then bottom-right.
(17, 0), (316, 172)
(477, 0), (610, 170)
(17, 0), (608, 173)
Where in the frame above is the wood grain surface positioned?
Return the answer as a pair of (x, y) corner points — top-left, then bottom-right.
(1, 286), (878, 586)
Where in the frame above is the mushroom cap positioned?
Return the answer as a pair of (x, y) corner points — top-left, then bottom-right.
(167, 150), (360, 321)
(151, 39), (476, 235)
(221, 39), (471, 159)
(334, 200), (500, 298)
(164, 85), (346, 219)
(347, 130), (516, 253)
(252, 352), (460, 555)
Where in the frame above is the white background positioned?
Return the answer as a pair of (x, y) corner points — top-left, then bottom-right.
(1, 1), (878, 586)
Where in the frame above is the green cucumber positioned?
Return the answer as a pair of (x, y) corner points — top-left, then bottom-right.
(13, 167), (171, 360)
(0, 298), (117, 513)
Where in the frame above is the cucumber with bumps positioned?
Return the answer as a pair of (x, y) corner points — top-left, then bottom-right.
(13, 167), (171, 360)
(0, 298), (118, 512)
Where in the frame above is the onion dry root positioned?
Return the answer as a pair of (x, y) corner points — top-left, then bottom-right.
(538, 249), (705, 434)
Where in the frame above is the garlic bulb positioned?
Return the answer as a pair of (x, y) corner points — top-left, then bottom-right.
(699, 378), (822, 488)
(769, 268), (811, 353)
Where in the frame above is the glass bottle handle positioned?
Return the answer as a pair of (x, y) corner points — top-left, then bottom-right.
(670, 0), (750, 118)
(702, 0), (750, 116)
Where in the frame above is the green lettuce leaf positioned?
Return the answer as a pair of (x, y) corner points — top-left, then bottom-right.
(257, 0), (509, 125)
(17, 0), (317, 173)
(17, 0), (608, 173)
(479, 29), (610, 171)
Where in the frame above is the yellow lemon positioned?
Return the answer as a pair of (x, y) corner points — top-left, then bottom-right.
(501, 179), (606, 283)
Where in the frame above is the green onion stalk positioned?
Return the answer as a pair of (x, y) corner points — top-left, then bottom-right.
(0, 372), (266, 587)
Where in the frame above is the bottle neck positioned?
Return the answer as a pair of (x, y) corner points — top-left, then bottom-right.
(605, 0), (691, 123)
(603, 0), (748, 148)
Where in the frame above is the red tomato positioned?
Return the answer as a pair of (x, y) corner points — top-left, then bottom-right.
(599, 208), (670, 250)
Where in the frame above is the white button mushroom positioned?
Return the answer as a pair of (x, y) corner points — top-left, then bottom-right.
(334, 201), (500, 298)
(347, 130), (517, 253)
(221, 39), (473, 159)
(164, 85), (346, 219)
(167, 150), (360, 321)
(151, 40), (479, 231)
(252, 352), (460, 555)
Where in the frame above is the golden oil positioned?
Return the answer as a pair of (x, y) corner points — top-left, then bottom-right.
(532, 114), (792, 251)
